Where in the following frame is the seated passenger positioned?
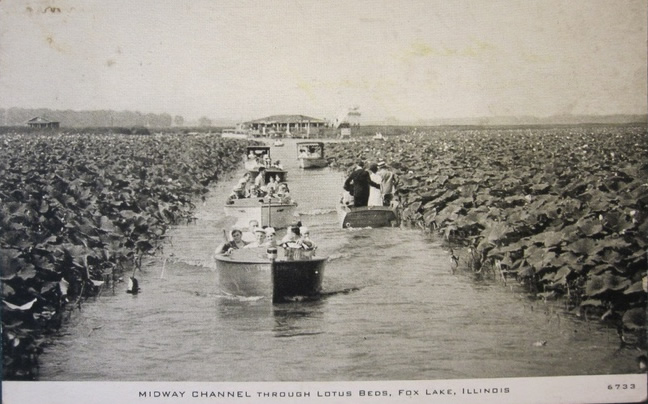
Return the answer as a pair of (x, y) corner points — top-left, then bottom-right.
(263, 227), (277, 248)
(242, 220), (260, 243)
(276, 183), (291, 203)
(232, 172), (251, 198)
(299, 226), (316, 251)
(272, 160), (283, 170)
(215, 228), (248, 255)
(244, 228), (266, 248)
(266, 176), (279, 194)
(280, 222), (302, 245)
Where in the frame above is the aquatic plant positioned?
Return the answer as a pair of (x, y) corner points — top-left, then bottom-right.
(327, 125), (647, 348)
(0, 132), (247, 379)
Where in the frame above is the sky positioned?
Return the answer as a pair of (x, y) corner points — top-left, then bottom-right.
(0, 0), (646, 123)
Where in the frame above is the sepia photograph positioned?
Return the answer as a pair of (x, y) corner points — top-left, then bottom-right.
(1, 1), (646, 403)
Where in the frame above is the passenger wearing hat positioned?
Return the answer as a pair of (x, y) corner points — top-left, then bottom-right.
(263, 227), (277, 247)
(377, 160), (397, 207)
(244, 227), (267, 248)
(343, 160), (380, 207)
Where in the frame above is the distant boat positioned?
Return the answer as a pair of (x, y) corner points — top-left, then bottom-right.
(337, 200), (399, 228)
(224, 196), (298, 230)
(215, 249), (326, 303)
(297, 141), (328, 169)
(273, 139), (284, 147)
(221, 128), (249, 139)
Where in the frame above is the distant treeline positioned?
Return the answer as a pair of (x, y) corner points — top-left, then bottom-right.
(0, 108), (186, 128)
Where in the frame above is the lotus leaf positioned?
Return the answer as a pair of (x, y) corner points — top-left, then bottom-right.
(623, 280), (647, 295)
(552, 266), (572, 284)
(621, 308), (646, 330)
(580, 299), (604, 308)
(565, 238), (600, 256)
(585, 273), (632, 296)
(577, 218), (603, 237)
(541, 231), (564, 248)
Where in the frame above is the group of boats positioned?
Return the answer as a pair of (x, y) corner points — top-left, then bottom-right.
(215, 142), (399, 303)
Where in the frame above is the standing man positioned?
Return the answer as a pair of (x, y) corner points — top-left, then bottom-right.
(343, 160), (380, 207)
(377, 160), (397, 207)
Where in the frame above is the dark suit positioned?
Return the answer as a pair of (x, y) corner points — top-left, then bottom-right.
(344, 167), (380, 207)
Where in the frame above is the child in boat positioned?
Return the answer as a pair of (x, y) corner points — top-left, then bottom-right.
(216, 228), (248, 255)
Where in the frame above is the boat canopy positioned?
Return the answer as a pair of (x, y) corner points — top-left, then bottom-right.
(297, 142), (325, 157)
(247, 146), (271, 157)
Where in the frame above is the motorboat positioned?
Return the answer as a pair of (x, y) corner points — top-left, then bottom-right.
(297, 141), (327, 169)
(215, 248), (326, 303)
(337, 200), (399, 228)
(273, 139), (284, 147)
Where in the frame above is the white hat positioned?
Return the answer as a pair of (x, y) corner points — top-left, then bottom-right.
(377, 160), (386, 167)
(264, 227), (276, 235)
(299, 226), (309, 235)
(254, 227), (266, 234)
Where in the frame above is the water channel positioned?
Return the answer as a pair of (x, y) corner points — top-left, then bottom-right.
(39, 139), (639, 381)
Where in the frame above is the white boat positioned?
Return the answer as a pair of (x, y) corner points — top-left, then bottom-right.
(215, 249), (326, 303)
(297, 141), (328, 169)
(273, 139), (284, 147)
(244, 146), (288, 182)
(224, 196), (298, 229)
(221, 128), (249, 139)
(337, 200), (399, 228)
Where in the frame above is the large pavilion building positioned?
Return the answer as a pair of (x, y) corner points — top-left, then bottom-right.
(242, 114), (327, 137)
(26, 116), (60, 129)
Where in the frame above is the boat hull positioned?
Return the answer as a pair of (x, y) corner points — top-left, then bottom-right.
(337, 203), (399, 228)
(224, 198), (298, 229)
(215, 254), (326, 303)
(298, 157), (328, 169)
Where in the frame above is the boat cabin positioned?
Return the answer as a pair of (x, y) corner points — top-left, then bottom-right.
(297, 142), (325, 158)
(245, 146), (287, 182)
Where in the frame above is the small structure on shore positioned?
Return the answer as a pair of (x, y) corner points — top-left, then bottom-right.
(26, 116), (60, 129)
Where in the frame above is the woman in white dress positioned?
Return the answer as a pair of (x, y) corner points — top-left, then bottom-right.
(368, 163), (383, 206)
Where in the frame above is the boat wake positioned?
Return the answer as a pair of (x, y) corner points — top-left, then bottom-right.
(320, 287), (360, 298)
(215, 293), (265, 302)
(326, 252), (352, 262)
(299, 208), (336, 216)
(274, 331), (325, 338)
